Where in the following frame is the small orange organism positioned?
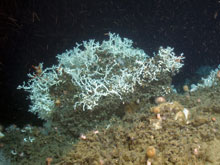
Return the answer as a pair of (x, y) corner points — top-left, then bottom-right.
(31, 64), (42, 79)
(155, 96), (166, 104)
(217, 70), (220, 80)
(46, 157), (53, 165)
(55, 99), (61, 107)
(146, 146), (156, 158)
(183, 85), (189, 92)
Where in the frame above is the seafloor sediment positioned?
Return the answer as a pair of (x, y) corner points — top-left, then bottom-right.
(1, 83), (220, 165)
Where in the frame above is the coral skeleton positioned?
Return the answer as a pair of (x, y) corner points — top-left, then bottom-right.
(18, 33), (184, 119)
(190, 64), (220, 92)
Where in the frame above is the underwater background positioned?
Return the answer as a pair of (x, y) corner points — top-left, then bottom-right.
(1, 0), (220, 164)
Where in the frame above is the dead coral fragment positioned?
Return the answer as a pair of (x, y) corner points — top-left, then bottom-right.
(174, 108), (190, 124)
(150, 118), (162, 130)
